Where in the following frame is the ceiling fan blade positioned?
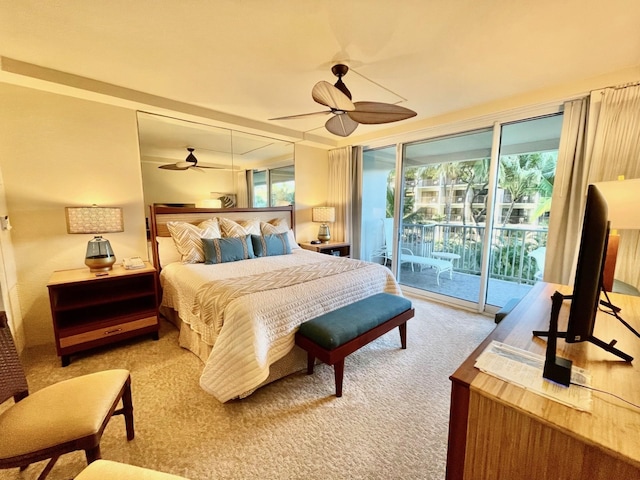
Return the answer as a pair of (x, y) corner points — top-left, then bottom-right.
(189, 167), (206, 173)
(159, 164), (188, 170)
(347, 102), (417, 124)
(312, 81), (354, 111)
(192, 163), (220, 169)
(269, 110), (332, 121)
(325, 114), (359, 137)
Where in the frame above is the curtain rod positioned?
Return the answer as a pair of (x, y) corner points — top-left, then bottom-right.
(603, 80), (640, 91)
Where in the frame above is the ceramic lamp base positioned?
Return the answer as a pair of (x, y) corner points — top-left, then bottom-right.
(317, 224), (331, 243)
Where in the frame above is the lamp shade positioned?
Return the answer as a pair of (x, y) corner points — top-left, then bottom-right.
(65, 206), (124, 234)
(65, 205), (123, 272)
(592, 179), (640, 230)
(312, 207), (336, 223)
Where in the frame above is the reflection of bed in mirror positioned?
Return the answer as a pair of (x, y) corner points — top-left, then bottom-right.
(149, 205), (402, 402)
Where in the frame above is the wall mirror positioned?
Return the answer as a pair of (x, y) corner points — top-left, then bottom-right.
(137, 112), (295, 211)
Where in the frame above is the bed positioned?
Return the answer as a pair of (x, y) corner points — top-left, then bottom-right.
(149, 205), (402, 402)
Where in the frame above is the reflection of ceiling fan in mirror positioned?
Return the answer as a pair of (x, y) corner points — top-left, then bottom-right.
(158, 148), (219, 172)
(269, 64), (417, 137)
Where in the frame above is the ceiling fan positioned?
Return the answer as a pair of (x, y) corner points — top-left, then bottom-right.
(158, 148), (218, 172)
(269, 64), (417, 137)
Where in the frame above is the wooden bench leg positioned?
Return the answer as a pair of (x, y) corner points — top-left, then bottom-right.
(334, 359), (345, 397)
(399, 322), (407, 349)
(306, 352), (315, 374)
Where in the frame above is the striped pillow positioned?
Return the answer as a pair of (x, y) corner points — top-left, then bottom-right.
(219, 217), (261, 237)
(260, 219), (289, 235)
(167, 219), (221, 263)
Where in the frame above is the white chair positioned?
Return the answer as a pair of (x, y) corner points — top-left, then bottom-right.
(382, 218), (454, 286)
(528, 246), (546, 281)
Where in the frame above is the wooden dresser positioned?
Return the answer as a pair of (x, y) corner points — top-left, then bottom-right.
(446, 282), (640, 480)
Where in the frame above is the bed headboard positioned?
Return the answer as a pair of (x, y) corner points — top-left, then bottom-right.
(148, 205), (295, 271)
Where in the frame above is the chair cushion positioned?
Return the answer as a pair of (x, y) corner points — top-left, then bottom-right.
(0, 369), (130, 459)
(298, 293), (411, 350)
(76, 459), (189, 480)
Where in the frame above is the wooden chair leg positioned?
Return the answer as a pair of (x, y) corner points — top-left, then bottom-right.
(85, 446), (101, 464)
(36, 456), (59, 480)
(306, 352), (315, 374)
(333, 359), (345, 397)
(399, 322), (407, 349)
(122, 380), (135, 441)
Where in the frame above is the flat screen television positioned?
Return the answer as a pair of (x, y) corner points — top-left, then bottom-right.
(534, 184), (633, 363)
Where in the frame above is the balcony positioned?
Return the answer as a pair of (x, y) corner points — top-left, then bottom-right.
(390, 222), (548, 307)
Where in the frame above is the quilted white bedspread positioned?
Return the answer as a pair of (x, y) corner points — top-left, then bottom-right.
(160, 249), (401, 402)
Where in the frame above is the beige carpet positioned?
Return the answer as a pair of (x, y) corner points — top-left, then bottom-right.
(1, 296), (494, 480)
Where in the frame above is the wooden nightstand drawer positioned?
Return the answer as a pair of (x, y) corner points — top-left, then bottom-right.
(59, 316), (158, 348)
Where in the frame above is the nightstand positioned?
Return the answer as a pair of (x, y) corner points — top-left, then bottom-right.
(299, 241), (351, 258)
(47, 262), (160, 366)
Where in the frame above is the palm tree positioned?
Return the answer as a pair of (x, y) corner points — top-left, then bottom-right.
(498, 154), (543, 226)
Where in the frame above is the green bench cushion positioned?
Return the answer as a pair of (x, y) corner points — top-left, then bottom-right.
(297, 293), (412, 350)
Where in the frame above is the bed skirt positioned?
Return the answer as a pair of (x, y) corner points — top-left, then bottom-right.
(159, 306), (309, 398)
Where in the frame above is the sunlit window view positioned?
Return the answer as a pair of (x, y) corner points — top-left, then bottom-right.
(362, 114), (563, 310)
(252, 165), (294, 207)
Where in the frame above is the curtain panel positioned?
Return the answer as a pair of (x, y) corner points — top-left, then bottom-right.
(327, 146), (353, 243)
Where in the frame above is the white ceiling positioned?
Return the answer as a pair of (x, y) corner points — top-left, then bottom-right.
(1, 0), (640, 148)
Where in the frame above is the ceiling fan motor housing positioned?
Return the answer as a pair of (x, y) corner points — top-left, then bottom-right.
(331, 64), (352, 99)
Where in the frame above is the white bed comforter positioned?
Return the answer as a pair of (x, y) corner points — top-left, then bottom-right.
(160, 249), (401, 402)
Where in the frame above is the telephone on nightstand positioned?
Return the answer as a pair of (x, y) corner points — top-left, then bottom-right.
(123, 256), (145, 270)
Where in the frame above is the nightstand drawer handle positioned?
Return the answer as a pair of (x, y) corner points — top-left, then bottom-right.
(104, 328), (123, 336)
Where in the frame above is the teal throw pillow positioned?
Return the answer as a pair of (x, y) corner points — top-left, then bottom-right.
(251, 234), (291, 257)
(202, 235), (255, 264)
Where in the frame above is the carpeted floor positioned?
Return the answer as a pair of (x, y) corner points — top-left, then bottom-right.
(1, 295), (494, 480)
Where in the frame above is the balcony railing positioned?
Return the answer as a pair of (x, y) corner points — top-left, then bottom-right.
(399, 222), (548, 285)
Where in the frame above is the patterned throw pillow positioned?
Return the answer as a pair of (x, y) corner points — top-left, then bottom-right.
(260, 220), (299, 249)
(218, 217), (261, 237)
(202, 235), (255, 264)
(167, 218), (221, 263)
(251, 233), (291, 257)
(260, 219), (289, 235)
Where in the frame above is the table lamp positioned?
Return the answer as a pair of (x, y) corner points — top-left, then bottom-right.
(65, 205), (124, 272)
(591, 178), (640, 291)
(312, 207), (335, 243)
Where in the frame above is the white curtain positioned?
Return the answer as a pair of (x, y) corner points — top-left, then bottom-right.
(236, 170), (249, 208)
(545, 98), (590, 284)
(327, 146), (353, 242)
(587, 84), (640, 289)
(546, 83), (640, 287)
(351, 146), (363, 259)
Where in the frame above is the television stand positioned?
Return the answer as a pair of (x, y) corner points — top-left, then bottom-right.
(532, 292), (634, 362)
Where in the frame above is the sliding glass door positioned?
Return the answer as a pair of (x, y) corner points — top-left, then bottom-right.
(399, 129), (494, 305)
(362, 113), (563, 311)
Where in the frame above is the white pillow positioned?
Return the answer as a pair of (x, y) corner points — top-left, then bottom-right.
(167, 219), (221, 263)
(156, 236), (182, 268)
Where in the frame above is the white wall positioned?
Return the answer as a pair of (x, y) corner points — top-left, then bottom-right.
(293, 144), (329, 243)
(0, 83), (147, 346)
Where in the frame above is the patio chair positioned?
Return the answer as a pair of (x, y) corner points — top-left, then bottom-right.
(382, 218), (454, 286)
(0, 311), (135, 480)
(528, 246), (546, 281)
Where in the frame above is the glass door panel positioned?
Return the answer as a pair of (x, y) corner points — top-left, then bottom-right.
(399, 129), (493, 305)
(361, 146), (397, 266)
(485, 114), (563, 307)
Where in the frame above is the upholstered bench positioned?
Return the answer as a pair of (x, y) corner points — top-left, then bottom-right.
(76, 459), (190, 479)
(295, 293), (415, 397)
